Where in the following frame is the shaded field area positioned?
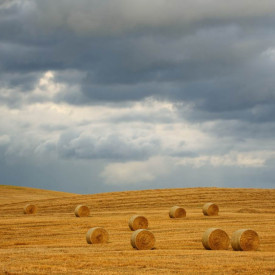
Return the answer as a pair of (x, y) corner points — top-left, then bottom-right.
(0, 186), (275, 274)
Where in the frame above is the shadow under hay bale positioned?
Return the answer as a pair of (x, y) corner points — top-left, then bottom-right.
(202, 228), (230, 250)
(169, 206), (186, 218)
(202, 202), (219, 216)
(23, 204), (37, 214)
(74, 205), (90, 217)
(128, 215), (148, 231)
(231, 229), (260, 251)
(86, 227), (109, 244)
(131, 229), (155, 250)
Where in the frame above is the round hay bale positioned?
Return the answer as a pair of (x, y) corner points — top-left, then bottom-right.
(202, 202), (219, 216)
(202, 228), (230, 250)
(128, 215), (148, 231)
(131, 229), (155, 250)
(23, 204), (37, 214)
(74, 205), (90, 217)
(231, 229), (260, 251)
(169, 206), (186, 218)
(86, 227), (109, 244)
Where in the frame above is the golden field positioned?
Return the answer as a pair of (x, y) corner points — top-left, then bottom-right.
(0, 185), (274, 274)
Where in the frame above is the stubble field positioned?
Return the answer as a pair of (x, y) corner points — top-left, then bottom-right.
(0, 185), (274, 274)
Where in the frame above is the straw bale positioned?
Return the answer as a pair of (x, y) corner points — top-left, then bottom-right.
(75, 205), (90, 217)
(131, 229), (155, 250)
(86, 227), (109, 244)
(128, 215), (148, 231)
(202, 228), (230, 250)
(231, 229), (260, 251)
(23, 204), (37, 214)
(169, 206), (186, 218)
(202, 202), (219, 216)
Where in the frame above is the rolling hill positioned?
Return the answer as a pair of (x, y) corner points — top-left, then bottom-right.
(0, 186), (274, 274)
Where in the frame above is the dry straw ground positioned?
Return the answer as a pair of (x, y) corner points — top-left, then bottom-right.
(0, 185), (274, 274)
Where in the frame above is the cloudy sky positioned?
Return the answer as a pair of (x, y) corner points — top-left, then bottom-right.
(1, 0), (275, 193)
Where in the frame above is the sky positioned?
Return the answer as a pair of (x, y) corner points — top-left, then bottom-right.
(0, 0), (275, 194)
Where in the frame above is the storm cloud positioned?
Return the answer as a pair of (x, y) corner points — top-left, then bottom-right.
(0, 0), (275, 192)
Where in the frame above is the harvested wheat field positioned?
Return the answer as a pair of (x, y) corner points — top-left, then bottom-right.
(0, 185), (274, 275)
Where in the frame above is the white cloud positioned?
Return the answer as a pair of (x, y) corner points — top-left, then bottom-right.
(1, 73), (215, 161)
(262, 47), (275, 61)
(176, 151), (275, 168)
(32, 71), (65, 99)
(100, 156), (170, 185)
(2, 73), (274, 169)
(0, 135), (10, 146)
(101, 150), (275, 185)
(1, 68), (275, 189)
(34, 0), (275, 36)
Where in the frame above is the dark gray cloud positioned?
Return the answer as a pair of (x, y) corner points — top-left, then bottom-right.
(57, 130), (161, 161)
(0, 72), (39, 91)
(1, 0), (275, 113)
(0, 154), (106, 193)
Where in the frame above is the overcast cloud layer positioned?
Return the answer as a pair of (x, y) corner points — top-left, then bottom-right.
(0, 0), (275, 193)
